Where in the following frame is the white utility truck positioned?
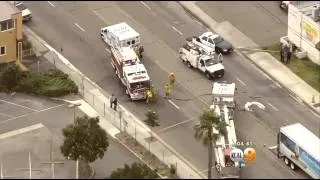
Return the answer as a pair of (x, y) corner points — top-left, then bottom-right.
(100, 22), (144, 57)
(110, 46), (151, 101)
(210, 82), (240, 179)
(277, 123), (320, 179)
(186, 36), (215, 55)
(179, 39), (224, 79)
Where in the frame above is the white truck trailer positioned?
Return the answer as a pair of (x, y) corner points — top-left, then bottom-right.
(110, 46), (151, 101)
(277, 123), (320, 179)
(210, 82), (240, 179)
(100, 22), (144, 57)
(179, 41), (224, 79)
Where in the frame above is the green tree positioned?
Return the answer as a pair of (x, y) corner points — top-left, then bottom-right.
(61, 115), (109, 176)
(194, 108), (228, 179)
(0, 63), (28, 91)
(109, 162), (159, 179)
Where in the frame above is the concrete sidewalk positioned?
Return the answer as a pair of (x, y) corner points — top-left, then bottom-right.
(179, 1), (320, 114)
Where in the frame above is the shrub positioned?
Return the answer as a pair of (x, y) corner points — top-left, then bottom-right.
(0, 63), (29, 91)
(22, 34), (32, 50)
(17, 69), (78, 97)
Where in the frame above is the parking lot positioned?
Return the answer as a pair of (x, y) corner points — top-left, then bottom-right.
(0, 92), (139, 178)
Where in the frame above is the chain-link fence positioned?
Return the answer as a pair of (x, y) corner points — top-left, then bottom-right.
(42, 47), (205, 179)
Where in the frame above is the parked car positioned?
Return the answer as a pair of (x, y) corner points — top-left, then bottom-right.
(279, 1), (290, 11)
(13, 2), (32, 22)
(199, 32), (233, 54)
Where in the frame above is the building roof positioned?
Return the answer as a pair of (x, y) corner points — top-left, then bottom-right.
(103, 22), (140, 41)
(0, 1), (20, 22)
(291, 1), (320, 25)
(280, 123), (320, 161)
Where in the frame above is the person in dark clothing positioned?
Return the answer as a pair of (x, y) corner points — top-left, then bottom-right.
(113, 97), (118, 111)
(286, 51), (292, 64)
(110, 94), (115, 108)
(280, 45), (284, 63)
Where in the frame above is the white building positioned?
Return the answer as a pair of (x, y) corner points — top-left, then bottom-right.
(287, 1), (320, 64)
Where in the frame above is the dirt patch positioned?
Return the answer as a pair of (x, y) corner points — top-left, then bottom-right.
(116, 132), (179, 179)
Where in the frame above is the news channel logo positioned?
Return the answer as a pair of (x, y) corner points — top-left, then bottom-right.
(230, 147), (256, 168)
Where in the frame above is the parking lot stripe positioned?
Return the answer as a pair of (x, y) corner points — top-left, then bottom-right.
(0, 104), (65, 125)
(0, 99), (38, 112)
(0, 123), (44, 140)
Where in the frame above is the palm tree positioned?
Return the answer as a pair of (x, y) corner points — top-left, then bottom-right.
(194, 108), (228, 179)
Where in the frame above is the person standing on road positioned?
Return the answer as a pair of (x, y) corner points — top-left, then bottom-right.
(146, 89), (152, 104)
(110, 94), (115, 108)
(113, 97), (118, 111)
(165, 83), (171, 99)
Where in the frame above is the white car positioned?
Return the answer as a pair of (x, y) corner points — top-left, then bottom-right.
(11, 2), (32, 22)
(199, 32), (233, 54)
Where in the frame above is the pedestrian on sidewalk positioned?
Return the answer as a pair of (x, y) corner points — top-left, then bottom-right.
(283, 44), (289, 64)
(113, 97), (118, 111)
(280, 44), (284, 63)
(286, 50), (292, 64)
(110, 94), (115, 108)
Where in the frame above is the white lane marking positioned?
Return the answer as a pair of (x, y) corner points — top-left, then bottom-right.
(93, 10), (110, 24)
(0, 123), (44, 140)
(267, 102), (279, 111)
(74, 23), (86, 32)
(47, 1), (55, 7)
(268, 145), (277, 150)
(0, 99), (38, 112)
(157, 119), (194, 133)
(140, 1), (151, 10)
(0, 104), (65, 125)
(0, 112), (13, 118)
(172, 26), (183, 36)
(168, 99), (180, 109)
(235, 77), (246, 86)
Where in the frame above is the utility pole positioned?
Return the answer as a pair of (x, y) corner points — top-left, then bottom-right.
(40, 137), (64, 179)
(16, 152), (43, 179)
(1, 160), (3, 179)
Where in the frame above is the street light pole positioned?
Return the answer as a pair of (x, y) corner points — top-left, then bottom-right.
(68, 103), (81, 123)
(67, 103), (81, 179)
(1, 160), (3, 179)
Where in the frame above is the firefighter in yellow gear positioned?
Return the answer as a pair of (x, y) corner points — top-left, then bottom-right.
(146, 89), (153, 104)
(150, 85), (157, 102)
(169, 72), (176, 86)
(165, 83), (172, 99)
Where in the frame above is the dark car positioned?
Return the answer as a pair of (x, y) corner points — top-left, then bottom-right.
(199, 32), (233, 54)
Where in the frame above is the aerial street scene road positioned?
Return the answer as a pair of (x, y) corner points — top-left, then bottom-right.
(0, 1), (319, 179)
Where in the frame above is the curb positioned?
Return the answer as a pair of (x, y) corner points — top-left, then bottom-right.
(237, 50), (320, 116)
(178, 1), (320, 116)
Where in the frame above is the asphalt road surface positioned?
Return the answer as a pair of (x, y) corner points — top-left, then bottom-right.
(0, 93), (139, 178)
(24, 1), (319, 178)
(196, 1), (288, 47)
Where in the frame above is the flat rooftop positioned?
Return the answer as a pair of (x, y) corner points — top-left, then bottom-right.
(0, 1), (20, 22)
(291, 1), (320, 25)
